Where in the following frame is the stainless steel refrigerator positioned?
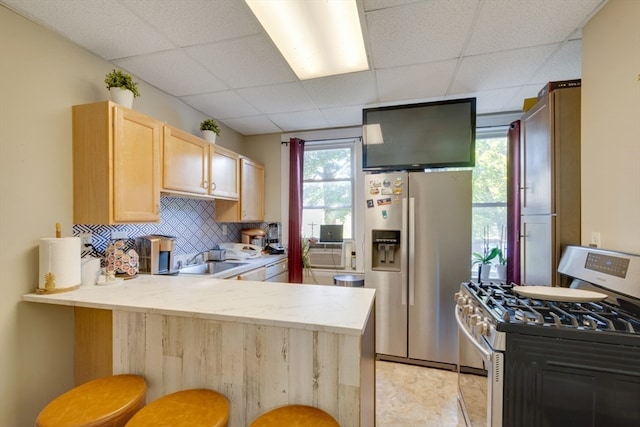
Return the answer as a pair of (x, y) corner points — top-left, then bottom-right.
(364, 170), (471, 367)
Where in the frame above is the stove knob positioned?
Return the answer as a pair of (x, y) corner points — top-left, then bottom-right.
(470, 314), (481, 326)
(463, 304), (474, 315)
(453, 292), (461, 302)
(478, 321), (489, 336)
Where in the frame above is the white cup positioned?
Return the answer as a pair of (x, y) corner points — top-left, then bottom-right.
(81, 258), (101, 286)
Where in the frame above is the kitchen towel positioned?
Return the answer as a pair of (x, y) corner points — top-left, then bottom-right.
(39, 237), (81, 293)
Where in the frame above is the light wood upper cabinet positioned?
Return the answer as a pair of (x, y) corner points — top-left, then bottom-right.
(73, 101), (161, 224)
(216, 157), (265, 222)
(162, 125), (209, 196)
(211, 145), (239, 200)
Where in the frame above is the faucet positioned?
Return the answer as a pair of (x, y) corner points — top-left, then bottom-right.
(186, 251), (209, 265)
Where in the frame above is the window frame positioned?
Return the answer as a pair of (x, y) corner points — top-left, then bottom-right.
(301, 139), (357, 240)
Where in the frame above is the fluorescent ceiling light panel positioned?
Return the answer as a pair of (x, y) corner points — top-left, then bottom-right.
(245, 0), (369, 80)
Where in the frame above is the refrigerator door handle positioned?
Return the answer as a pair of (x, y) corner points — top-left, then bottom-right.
(402, 197), (408, 306)
(409, 197), (415, 306)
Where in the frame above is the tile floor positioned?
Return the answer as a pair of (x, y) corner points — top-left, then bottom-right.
(376, 361), (468, 427)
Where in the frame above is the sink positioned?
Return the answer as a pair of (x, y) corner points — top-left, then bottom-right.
(179, 261), (248, 275)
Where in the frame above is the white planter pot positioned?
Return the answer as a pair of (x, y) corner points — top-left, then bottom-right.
(109, 88), (134, 109)
(479, 263), (492, 280)
(201, 130), (217, 144)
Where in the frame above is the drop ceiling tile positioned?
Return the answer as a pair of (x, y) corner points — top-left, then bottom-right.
(3, 0), (174, 59)
(301, 71), (378, 108)
(507, 83), (546, 110)
(450, 44), (558, 94)
(321, 105), (365, 128)
(473, 87), (523, 114)
(466, 0), (604, 56)
(186, 35), (297, 89)
(375, 59), (458, 103)
(530, 40), (582, 84)
(363, 0), (420, 12)
(221, 116), (283, 136)
(237, 83), (315, 114)
(181, 90), (260, 120)
(365, 0), (478, 68)
(268, 110), (330, 133)
(121, 0), (262, 47)
(114, 50), (227, 96)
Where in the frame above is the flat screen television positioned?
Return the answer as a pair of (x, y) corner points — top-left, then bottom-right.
(362, 98), (476, 171)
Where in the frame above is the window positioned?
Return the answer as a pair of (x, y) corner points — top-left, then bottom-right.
(472, 127), (508, 267)
(302, 140), (355, 240)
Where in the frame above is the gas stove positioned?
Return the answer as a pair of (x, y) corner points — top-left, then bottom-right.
(456, 246), (640, 427)
(459, 280), (640, 345)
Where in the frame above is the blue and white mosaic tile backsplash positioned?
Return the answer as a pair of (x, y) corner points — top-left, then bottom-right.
(73, 196), (268, 260)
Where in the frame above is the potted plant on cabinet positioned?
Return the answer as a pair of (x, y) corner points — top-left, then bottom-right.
(200, 118), (221, 144)
(473, 225), (499, 281)
(104, 69), (140, 108)
(473, 246), (500, 281)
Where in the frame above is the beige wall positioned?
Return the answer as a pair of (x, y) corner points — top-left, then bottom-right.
(581, 0), (640, 253)
(0, 5), (244, 425)
(243, 133), (283, 222)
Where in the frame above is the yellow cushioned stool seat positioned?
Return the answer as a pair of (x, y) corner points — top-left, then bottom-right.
(250, 405), (339, 427)
(35, 374), (146, 427)
(125, 389), (229, 427)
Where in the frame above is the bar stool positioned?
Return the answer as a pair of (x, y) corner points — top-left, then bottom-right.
(35, 374), (146, 427)
(250, 405), (339, 427)
(125, 389), (229, 427)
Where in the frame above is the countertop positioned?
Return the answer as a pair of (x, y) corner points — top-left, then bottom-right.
(23, 273), (376, 336)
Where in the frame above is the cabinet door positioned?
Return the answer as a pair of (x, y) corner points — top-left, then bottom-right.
(521, 96), (553, 215)
(162, 125), (209, 196)
(113, 106), (161, 222)
(520, 215), (554, 286)
(211, 145), (239, 199)
(240, 158), (265, 221)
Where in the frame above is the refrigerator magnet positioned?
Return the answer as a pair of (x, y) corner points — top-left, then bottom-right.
(382, 209), (388, 219)
(377, 197), (392, 206)
(366, 199), (374, 208)
(381, 187), (392, 195)
(370, 187), (380, 195)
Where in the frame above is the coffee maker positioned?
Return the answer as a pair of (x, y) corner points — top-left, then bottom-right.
(266, 223), (285, 254)
(135, 235), (178, 275)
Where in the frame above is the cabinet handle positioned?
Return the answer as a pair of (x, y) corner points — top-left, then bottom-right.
(211, 182), (216, 191)
(203, 181), (208, 189)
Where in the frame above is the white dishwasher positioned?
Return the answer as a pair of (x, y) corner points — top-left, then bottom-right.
(265, 258), (288, 282)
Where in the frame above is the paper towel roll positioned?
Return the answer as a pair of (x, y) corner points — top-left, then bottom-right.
(39, 237), (81, 292)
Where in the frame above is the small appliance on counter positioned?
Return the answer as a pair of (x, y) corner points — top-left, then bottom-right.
(266, 223), (285, 254)
(241, 228), (265, 247)
(135, 235), (177, 275)
(209, 245), (226, 261)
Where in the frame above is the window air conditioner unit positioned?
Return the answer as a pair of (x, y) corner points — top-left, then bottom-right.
(307, 244), (345, 269)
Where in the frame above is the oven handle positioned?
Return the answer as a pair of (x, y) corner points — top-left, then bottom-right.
(455, 308), (492, 361)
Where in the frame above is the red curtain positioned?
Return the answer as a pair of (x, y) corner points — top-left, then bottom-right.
(287, 138), (305, 283)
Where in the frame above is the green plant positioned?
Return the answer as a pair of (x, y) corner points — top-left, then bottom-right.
(104, 69), (140, 98)
(199, 118), (221, 135)
(472, 247), (500, 265)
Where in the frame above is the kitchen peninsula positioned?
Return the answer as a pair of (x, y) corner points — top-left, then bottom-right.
(24, 277), (376, 426)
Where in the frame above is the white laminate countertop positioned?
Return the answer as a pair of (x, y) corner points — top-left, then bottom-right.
(23, 274), (375, 336)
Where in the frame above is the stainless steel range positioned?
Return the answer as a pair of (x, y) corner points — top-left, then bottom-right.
(455, 245), (640, 427)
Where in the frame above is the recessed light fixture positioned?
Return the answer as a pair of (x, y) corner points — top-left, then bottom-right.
(245, 0), (369, 80)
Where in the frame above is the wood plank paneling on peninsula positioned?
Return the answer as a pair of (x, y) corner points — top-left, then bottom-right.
(24, 277), (375, 427)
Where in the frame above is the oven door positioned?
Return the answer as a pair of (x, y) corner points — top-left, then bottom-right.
(456, 308), (504, 427)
